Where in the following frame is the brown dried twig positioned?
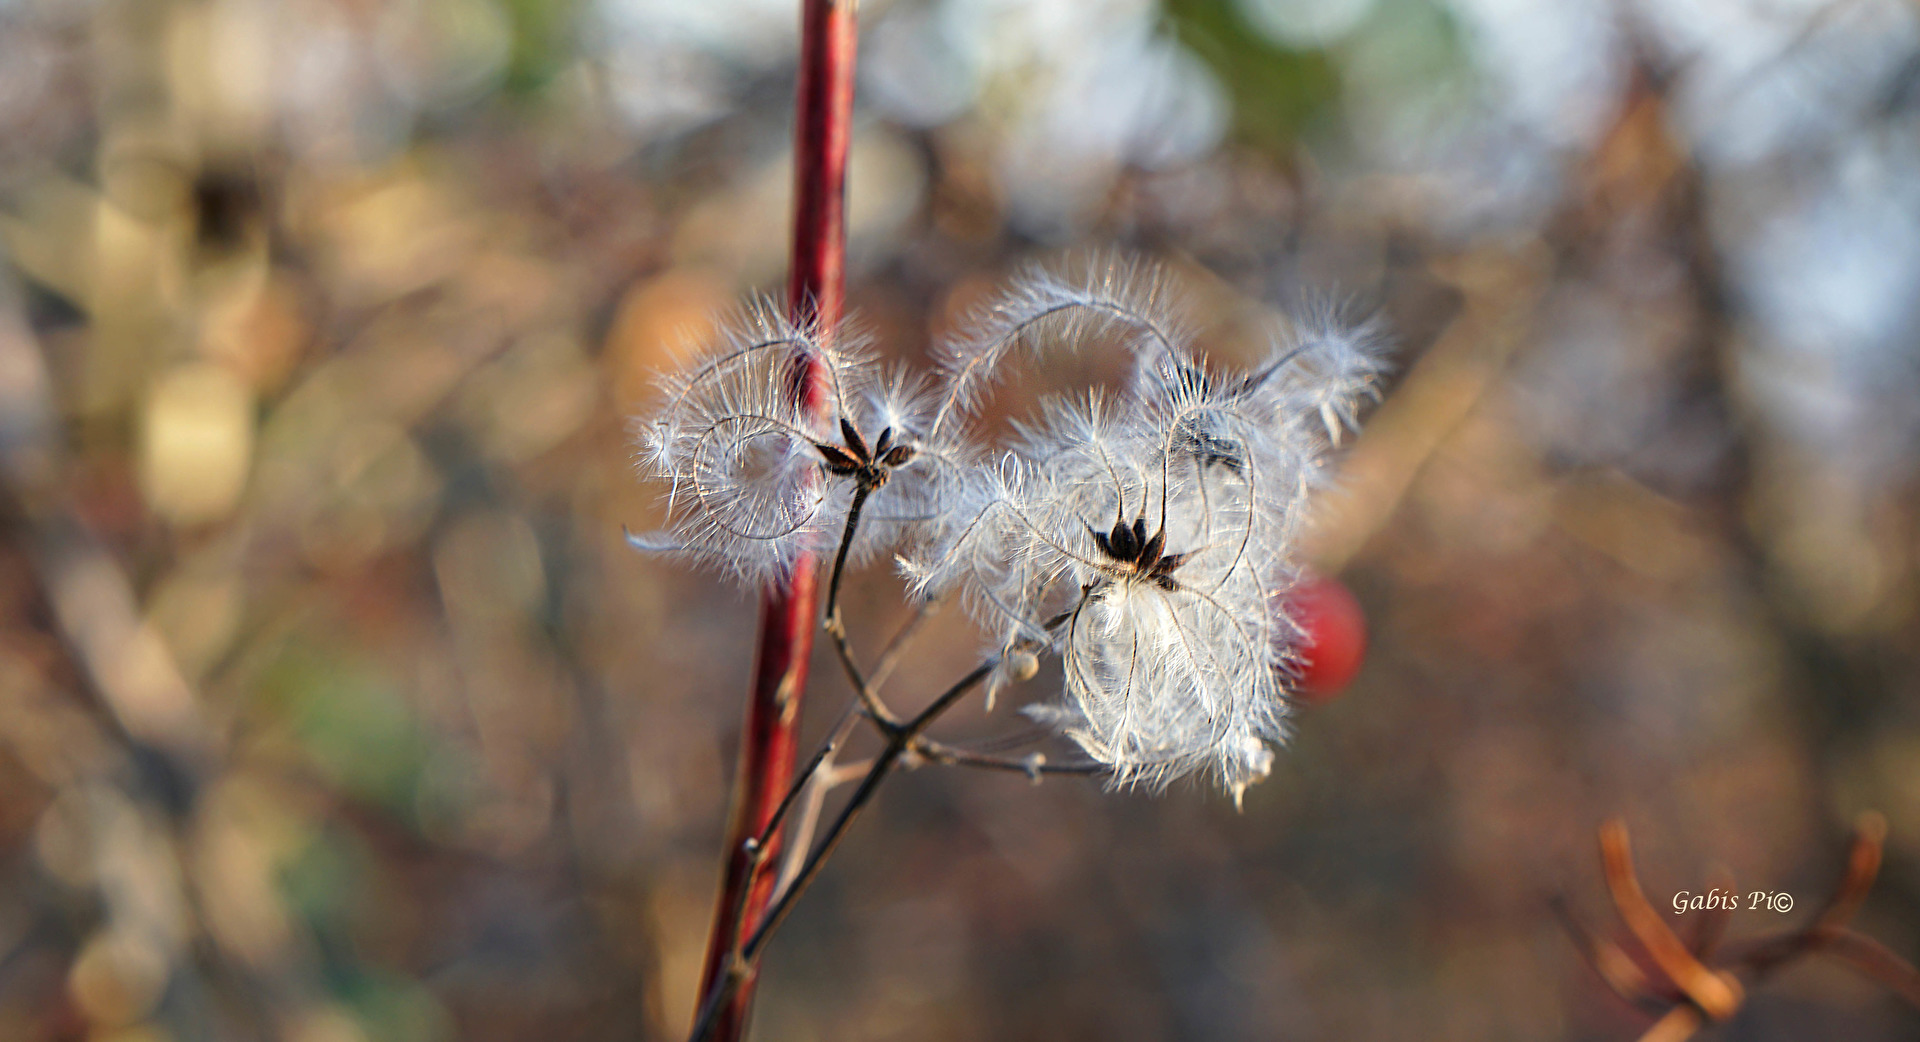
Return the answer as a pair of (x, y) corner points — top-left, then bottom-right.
(1559, 813), (1920, 1042)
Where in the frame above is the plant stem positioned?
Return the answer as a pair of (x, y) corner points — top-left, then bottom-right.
(823, 482), (871, 633)
(749, 660), (994, 951)
(869, 593), (943, 690)
(690, 2), (858, 1040)
(689, 660), (997, 1042)
(813, 484), (1086, 773)
(823, 483), (909, 731)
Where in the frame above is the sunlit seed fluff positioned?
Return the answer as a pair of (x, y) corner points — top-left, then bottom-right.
(910, 263), (1388, 802)
(629, 301), (847, 585)
(925, 257), (1192, 444)
(1251, 301), (1390, 447)
(631, 300), (975, 587)
(839, 366), (976, 555)
(1024, 397), (1296, 801)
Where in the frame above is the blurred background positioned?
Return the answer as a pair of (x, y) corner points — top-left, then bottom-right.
(2, 0), (1920, 1039)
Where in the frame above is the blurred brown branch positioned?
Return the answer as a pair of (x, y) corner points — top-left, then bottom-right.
(1560, 814), (1920, 1042)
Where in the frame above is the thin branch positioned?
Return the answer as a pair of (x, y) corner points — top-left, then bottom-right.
(753, 701), (860, 856)
(749, 658), (995, 951)
(822, 482), (904, 731)
(774, 755), (872, 899)
(689, 658), (997, 1042)
(1819, 930), (1920, 1007)
(1815, 812), (1886, 933)
(822, 482), (871, 633)
(774, 707), (869, 897)
(869, 593), (944, 691)
(910, 740), (1105, 777)
(1598, 819), (1744, 1021)
(1733, 812), (1891, 975)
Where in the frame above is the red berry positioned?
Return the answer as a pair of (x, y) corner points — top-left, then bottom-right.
(1284, 572), (1367, 703)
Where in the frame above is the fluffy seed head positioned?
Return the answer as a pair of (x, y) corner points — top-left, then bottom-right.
(908, 262), (1387, 800)
(632, 294), (981, 588)
(631, 260), (1387, 803)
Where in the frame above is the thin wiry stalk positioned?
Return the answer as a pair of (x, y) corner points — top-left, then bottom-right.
(823, 481), (903, 730)
(911, 743), (1105, 777)
(822, 482), (870, 630)
(869, 593), (944, 690)
(774, 715), (870, 896)
(752, 702), (860, 860)
(687, 400), (1093, 1042)
(689, 659), (998, 1042)
(820, 481), (1093, 769)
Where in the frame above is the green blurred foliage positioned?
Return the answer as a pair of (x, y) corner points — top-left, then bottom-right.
(1162, 0), (1344, 149)
(500, 0), (580, 96)
(262, 650), (441, 819)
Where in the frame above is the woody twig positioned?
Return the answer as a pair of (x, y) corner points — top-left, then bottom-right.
(1558, 813), (1920, 1042)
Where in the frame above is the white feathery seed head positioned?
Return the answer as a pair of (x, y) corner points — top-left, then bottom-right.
(905, 260), (1387, 802)
(632, 258), (1387, 803)
(629, 300), (964, 585)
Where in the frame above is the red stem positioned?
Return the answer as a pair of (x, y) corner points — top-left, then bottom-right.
(691, 2), (857, 1039)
